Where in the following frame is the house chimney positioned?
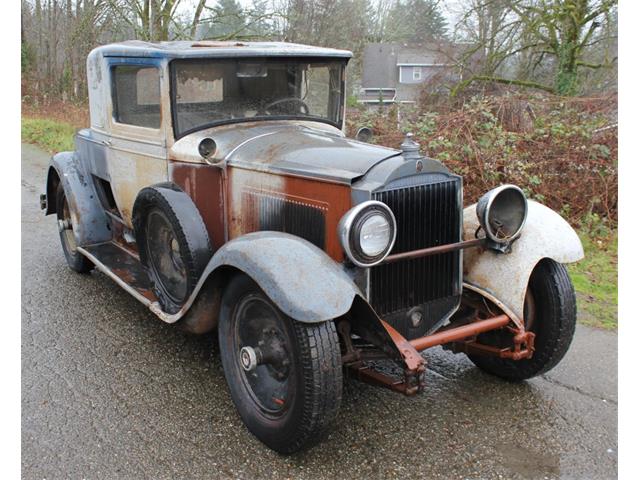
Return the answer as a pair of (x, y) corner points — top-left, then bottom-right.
(400, 132), (421, 160)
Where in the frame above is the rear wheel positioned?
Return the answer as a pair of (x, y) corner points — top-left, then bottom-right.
(218, 274), (342, 454)
(55, 184), (94, 273)
(468, 259), (576, 380)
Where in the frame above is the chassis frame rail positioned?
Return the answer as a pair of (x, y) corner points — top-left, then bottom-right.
(343, 313), (535, 396)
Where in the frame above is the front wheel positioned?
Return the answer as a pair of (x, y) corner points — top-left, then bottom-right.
(468, 259), (577, 381)
(218, 274), (342, 453)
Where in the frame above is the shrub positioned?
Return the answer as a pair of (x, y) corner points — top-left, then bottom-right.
(346, 92), (617, 228)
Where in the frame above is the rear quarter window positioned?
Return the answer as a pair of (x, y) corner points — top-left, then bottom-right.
(112, 65), (161, 129)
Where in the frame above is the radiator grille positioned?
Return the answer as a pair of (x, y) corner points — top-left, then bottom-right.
(370, 176), (462, 318)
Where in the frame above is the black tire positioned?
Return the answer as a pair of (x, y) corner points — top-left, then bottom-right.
(133, 184), (212, 314)
(468, 259), (576, 381)
(218, 274), (342, 454)
(56, 183), (94, 274)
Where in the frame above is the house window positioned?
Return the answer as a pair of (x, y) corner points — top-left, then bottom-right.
(413, 66), (422, 81)
(112, 65), (161, 129)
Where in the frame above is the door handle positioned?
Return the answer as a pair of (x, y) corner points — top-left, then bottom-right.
(102, 139), (112, 146)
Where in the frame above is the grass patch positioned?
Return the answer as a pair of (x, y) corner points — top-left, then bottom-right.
(21, 117), (77, 153)
(568, 231), (618, 329)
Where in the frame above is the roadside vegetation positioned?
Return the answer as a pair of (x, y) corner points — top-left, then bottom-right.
(21, 117), (77, 153)
(568, 231), (617, 329)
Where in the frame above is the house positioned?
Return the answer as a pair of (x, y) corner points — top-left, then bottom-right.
(359, 43), (460, 105)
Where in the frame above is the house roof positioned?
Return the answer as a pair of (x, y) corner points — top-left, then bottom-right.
(92, 41), (353, 60)
(361, 43), (458, 88)
(397, 51), (448, 65)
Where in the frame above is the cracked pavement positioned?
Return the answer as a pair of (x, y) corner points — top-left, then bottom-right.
(22, 143), (617, 479)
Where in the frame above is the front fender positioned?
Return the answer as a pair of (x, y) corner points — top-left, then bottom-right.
(154, 231), (363, 324)
(463, 200), (583, 321)
(48, 152), (111, 246)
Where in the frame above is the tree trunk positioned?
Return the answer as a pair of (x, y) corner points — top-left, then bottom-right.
(555, 41), (579, 95)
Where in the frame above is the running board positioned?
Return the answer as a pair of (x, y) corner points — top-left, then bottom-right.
(78, 242), (158, 307)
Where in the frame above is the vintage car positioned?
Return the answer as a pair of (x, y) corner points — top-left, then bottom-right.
(41, 41), (584, 453)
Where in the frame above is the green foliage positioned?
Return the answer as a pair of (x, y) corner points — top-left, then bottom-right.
(568, 230), (617, 329)
(21, 118), (76, 153)
(346, 95), (361, 108)
(580, 212), (611, 239)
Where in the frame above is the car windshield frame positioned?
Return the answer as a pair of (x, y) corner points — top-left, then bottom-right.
(169, 56), (347, 139)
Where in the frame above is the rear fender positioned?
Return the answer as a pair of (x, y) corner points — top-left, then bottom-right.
(463, 200), (583, 321)
(47, 152), (112, 246)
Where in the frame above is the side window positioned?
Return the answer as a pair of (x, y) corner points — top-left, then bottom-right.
(112, 65), (161, 129)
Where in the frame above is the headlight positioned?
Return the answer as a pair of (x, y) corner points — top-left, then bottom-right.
(339, 201), (396, 267)
(476, 184), (528, 244)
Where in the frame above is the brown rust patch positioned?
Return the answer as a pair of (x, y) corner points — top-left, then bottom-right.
(227, 167), (351, 262)
(169, 161), (226, 250)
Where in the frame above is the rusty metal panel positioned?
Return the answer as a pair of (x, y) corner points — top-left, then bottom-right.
(241, 188), (327, 250)
(169, 161), (226, 250)
(463, 200), (584, 321)
(227, 167), (352, 261)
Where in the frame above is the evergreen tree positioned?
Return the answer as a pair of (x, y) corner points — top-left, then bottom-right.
(202, 0), (246, 39)
(387, 0), (448, 43)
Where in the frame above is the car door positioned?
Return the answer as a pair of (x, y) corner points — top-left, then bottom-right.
(105, 58), (169, 228)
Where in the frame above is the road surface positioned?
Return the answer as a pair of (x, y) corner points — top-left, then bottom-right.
(22, 143), (617, 479)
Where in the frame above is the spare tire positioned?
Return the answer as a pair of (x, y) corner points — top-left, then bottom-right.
(133, 183), (213, 314)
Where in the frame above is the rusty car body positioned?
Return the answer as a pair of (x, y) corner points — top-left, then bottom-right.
(42, 41), (584, 453)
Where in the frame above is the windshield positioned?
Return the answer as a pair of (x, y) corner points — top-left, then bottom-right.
(170, 58), (346, 138)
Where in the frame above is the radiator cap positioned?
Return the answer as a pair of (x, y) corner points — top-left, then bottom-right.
(400, 132), (421, 160)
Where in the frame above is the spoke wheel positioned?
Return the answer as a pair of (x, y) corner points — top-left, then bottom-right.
(219, 274), (342, 453)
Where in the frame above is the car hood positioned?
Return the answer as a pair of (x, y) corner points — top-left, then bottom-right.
(170, 121), (402, 184)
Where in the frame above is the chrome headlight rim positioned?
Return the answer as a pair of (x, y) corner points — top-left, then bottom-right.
(339, 200), (397, 268)
(478, 184), (528, 244)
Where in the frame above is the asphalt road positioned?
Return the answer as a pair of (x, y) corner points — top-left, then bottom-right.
(22, 143), (617, 479)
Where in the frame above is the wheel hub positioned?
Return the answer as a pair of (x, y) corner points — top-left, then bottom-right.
(234, 295), (293, 413)
(240, 346), (261, 372)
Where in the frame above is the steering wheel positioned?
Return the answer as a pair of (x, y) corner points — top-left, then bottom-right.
(263, 97), (310, 115)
